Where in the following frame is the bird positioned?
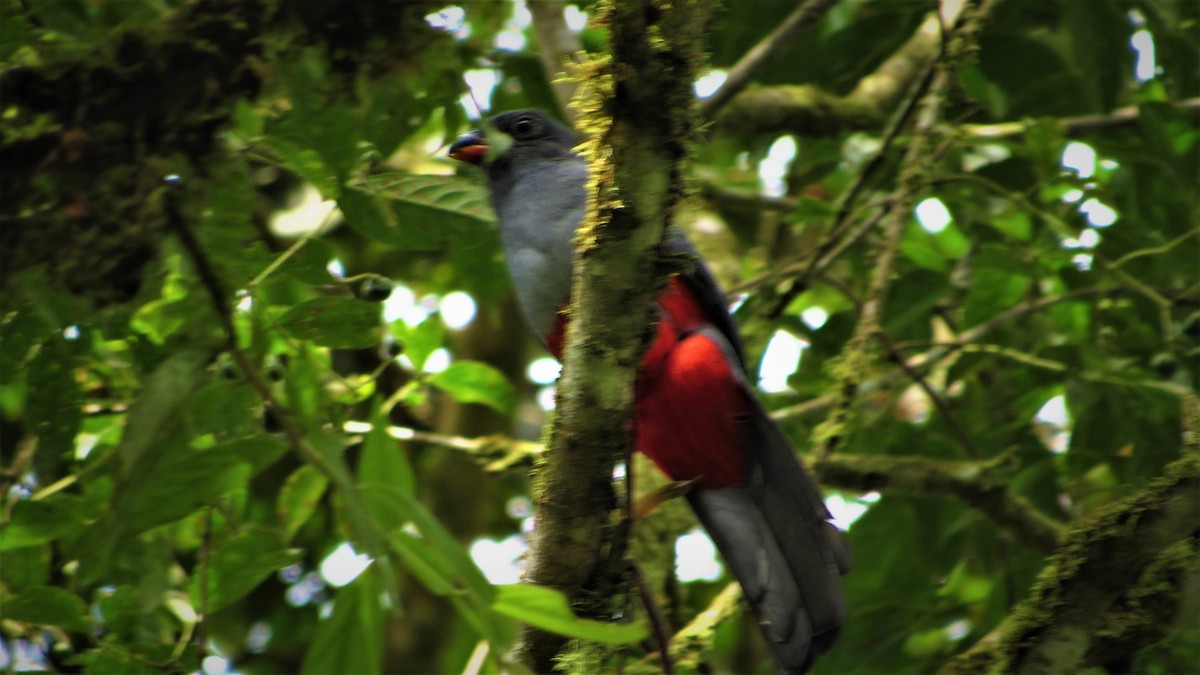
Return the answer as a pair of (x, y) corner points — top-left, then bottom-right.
(450, 109), (849, 674)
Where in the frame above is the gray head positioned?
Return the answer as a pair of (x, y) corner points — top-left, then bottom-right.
(447, 109), (577, 162)
(449, 109), (579, 204)
(490, 110), (577, 156)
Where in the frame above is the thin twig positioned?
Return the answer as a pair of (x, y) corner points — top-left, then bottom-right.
(627, 582), (743, 672)
(811, 0), (993, 463)
(161, 177), (396, 597)
(814, 452), (1065, 554)
(961, 96), (1200, 140)
(771, 286), (1124, 423)
(764, 44), (941, 319)
(700, 0), (841, 120)
(817, 277), (982, 458)
(932, 171), (1179, 341)
(766, 207), (887, 315)
(247, 210), (337, 289)
(196, 507), (213, 665)
(877, 331), (982, 458)
(631, 561), (675, 675)
(1109, 225), (1200, 270)
(342, 421), (542, 471)
(832, 54), (939, 233)
(957, 344), (1190, 396)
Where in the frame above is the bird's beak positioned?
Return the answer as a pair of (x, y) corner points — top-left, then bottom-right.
(449, 131), (489, 165)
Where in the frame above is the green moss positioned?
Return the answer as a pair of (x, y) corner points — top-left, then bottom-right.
(555, 638), (609, 673)
(999, 454), (1200, 669)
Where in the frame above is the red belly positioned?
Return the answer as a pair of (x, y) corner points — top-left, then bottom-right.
(545, 278), (749, 489)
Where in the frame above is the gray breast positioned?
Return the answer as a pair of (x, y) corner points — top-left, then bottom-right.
(496, 157), (589, 338)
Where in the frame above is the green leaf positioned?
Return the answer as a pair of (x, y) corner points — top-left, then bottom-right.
(491, 584), (650, 645)
(338, 172), (496, 250)
(0, 307), (44, 385)
(189, 527), (302, 614)
(0, 498), (88, 551)
(94, 585), (140, 639)
(301, 567), (384, 675)
(392, 317), (444, 371)
(1060, 0), (1130, 112)
(3, 586), (91, 631)
(112, 447), (252, 537)
(283, 343), (325, 420)
(279, 297), (381, 348)
(114, 348), (211, 484)
(270, 237), (336, 286)
(272, 49), (363, 182)
(85, 649), (161, 674)
(904, 625), (950, 657)
(899, 219), (970, 273)
(358, 402), (414, 495)
(791, 195), (835, 224)
(25, 341), (83, 456)
(359, 77), (428, 160)
(263, 139), (341, 199)
(355, 172), (496, 228)
(217, 436), (289, 474)
(493, 52), (563, 119)
(962, 245), (1032, 328)
(186, 380), (260, 442)
(278, 465), (329, 542)
(978, 33), (1080, 117)
(337, 187), (440, 250)
(358, 485), (493, 604)
(990, 211), (1033, 241)
(195, 157), (273, 288)
(0, 545), (50, 588)
(0, 11), (36, 62)
(388, 530), (456, 596)
(428, 360), (515, 414)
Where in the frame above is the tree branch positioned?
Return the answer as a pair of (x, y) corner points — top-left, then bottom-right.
(359, 414), (1065, 556)
(627, 582), (743, 674)
(941, 453), (1200, 674)
(712, 84), (884, 138)
(814, 453), (1065, 555)
(700, 0), (841, 120)
(518, 1), (715, 669)
(162, 178), (397, 601)
(712, 7), (947, 137)
(642, 452), (1194, 674)
(813, 0), (994, 462)
(1081, 538), (1200, 671)
(962, 96), (1200, 140)
(342, 421), (541, 472)
(758, 54), (937, 318)
(767, 286), (1127, 425)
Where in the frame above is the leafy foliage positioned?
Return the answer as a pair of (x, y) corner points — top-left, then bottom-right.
(1, 0), (1196, 673)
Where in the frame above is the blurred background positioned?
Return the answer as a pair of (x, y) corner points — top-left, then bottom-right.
(1, 0), (1197, 673)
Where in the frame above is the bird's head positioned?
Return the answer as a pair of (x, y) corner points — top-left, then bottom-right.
(448, 109), (577, 167)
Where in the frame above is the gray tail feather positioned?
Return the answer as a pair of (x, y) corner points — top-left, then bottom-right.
(687, 406), (849, 674)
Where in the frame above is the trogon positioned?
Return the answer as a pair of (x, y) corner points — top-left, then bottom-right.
(450, 109), (849, 674)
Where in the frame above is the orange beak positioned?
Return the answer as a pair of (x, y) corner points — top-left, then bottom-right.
(448, 131), (489, 165)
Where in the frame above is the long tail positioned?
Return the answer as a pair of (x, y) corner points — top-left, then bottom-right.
(688, 401), (850, 674)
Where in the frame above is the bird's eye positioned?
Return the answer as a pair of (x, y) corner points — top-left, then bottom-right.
(513, 116), (538, 136)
